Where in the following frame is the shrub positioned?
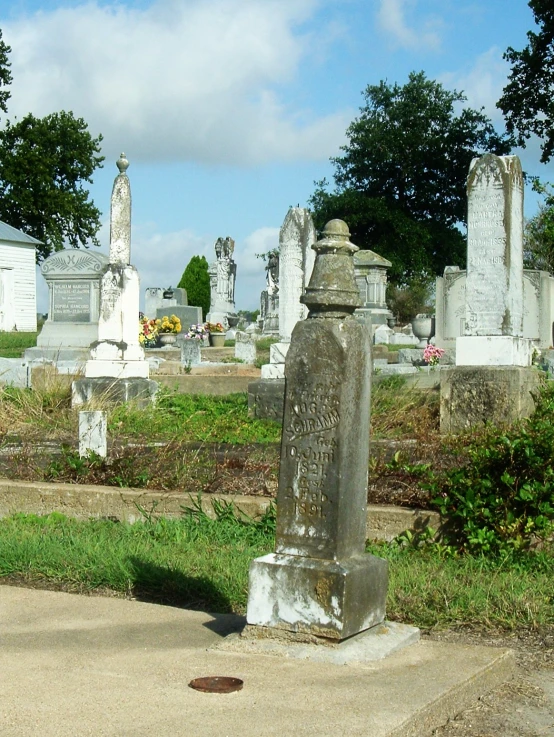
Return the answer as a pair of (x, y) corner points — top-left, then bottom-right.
(430, 382), (554, 555)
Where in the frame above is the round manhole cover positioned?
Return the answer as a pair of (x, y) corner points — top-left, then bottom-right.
(188, 676), (244, 694)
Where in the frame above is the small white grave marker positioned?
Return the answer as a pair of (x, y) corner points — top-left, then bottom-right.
(79, 410), (107, 458)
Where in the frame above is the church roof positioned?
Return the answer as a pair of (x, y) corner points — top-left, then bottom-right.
(0, 220), (42, 246)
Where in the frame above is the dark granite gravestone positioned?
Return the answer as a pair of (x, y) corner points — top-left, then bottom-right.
(246, 220), (388, 641)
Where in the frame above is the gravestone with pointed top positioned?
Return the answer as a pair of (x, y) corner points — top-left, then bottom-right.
(72, 155), (157, 407)
(246, 220), (388, 641)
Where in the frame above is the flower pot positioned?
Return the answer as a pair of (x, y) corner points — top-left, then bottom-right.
(209, 333), (225, 347)
(159, 333), (177, 346)
(410, 315), (435, 348)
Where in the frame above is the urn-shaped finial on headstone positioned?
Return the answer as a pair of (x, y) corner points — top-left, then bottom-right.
(301, 219), (361, 315)
(116, 153), (129, 175)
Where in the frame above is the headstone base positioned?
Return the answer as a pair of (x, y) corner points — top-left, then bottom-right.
(246, 552), (388, 641)
(216, 620), (420, 664)
(84, 359), (150, 379)
(72, 377), (158, 408)
(456, 336), (533, 366)
(248, 378), (285, 421)
(440, 365), (541, 433)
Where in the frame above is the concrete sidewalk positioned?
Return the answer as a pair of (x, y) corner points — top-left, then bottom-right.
(0, 586), (514, 737)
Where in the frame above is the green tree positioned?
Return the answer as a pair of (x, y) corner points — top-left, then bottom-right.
(0, 29), (12, 116)
(0, 112), (104, 261)
(178, 255), (211, 320)
(0, 30), (104, 261)
(498, 1), (554, 163)
(523, 180), (554, 271)
(310, 71), (512, 285)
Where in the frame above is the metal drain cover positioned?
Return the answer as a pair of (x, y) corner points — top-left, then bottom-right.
(188, 676), (244, 694)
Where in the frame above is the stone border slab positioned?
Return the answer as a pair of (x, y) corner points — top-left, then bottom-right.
(0, 479), (440, 541)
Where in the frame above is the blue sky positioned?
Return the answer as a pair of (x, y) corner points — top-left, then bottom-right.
(0, 0), (550, 312)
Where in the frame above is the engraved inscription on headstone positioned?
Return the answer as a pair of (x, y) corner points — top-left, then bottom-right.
(52, 282), (91, 323)
(278, 374), (341, 559)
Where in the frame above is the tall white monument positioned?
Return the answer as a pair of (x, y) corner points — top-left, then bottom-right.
(260, 208), (316, 380)
(72, 155), (157, 407)
(456, 154), (531, 366)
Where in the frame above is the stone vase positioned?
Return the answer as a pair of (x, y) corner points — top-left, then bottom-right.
(209, 333), (225, 347)
(411, 315), (435, 348)
(159, 333), (177, 346)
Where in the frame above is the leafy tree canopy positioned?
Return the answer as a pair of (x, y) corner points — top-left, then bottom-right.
(498, 0), (554, 163)
(0, 29), (12, 116)
(310, 71), (512, 285)
(0, 112), (104, 261)
(0, 29), (103, 261)
(523, 180), (554, 272)
(178, 255), (211, 320)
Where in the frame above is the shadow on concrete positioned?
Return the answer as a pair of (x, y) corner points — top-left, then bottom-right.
(127, 558), (233, 613)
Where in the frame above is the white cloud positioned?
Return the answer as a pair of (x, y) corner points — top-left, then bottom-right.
(440, 47), (509, 122)
(377, 0), (442, 52)
(4, 0), (348, 165)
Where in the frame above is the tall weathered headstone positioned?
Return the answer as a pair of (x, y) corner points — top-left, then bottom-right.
(259, 251), (279, 335)
(457, 154), (530, 365)
(441, 154), (540, 432)
(278, 207), (316, 342)
(72, 155), (157, 407)
(249, 208), (316, 419)
(259, 208), (316, 382)
(247, 220), (388, 640)
(206, 236), (236, 327)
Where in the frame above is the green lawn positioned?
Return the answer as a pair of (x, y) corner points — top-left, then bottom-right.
(1, 507), (552, 631)
(0, 331), (38, 357)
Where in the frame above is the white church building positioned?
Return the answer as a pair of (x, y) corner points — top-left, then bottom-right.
(0, 220), (39, 332)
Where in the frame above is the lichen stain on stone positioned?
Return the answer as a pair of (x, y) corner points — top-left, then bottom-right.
(315, 577), (332, 605)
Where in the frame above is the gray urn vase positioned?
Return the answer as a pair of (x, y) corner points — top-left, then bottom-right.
(411, 315), (435, 348)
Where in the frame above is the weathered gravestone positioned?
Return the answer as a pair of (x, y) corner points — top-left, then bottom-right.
(246, 220), (389, 640)
(26, 250), (109, 362)
(435, 266), (554, 351)
(180, 339), (202, 367)
(248, 207), (316, 420)
(78, 410), (107, 458)
(441, 154), (540, 432)
(234, 331), (256, 364)
(72, 155), (157, 407)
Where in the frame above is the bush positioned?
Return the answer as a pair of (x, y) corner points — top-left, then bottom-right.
(430, 382), (554, 555)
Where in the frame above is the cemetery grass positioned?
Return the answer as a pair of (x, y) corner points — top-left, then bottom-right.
(0, 378), (442, 505)
(0, 331), (38, 358)
(0, 505), (553, 635)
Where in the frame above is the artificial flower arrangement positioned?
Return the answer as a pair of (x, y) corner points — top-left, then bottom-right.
(185, 324), (209, 340)
(156, 314), (182, 334)
(139, 313), (159, 347)
(423, 344), (445, 366)
(205, 321), (224, 333)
